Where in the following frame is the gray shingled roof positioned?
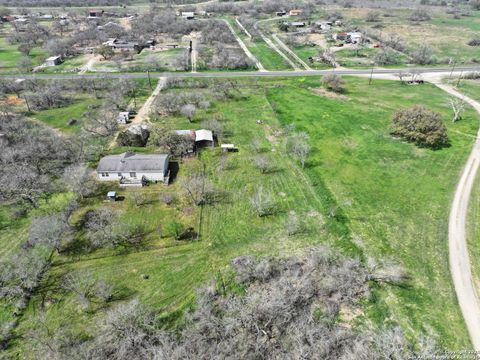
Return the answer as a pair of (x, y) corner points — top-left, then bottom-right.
(97, 152), (169, 172)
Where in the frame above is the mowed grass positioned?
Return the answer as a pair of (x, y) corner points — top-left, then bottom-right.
(32, 96), (99, 133)
(32, 78), (155, 133)
(0, 37), (48, 73)
(6, 76), (479, 355)
(266, 76), (479, 348)
(227, 17), (291, 71)
(290, 44), (331, 70)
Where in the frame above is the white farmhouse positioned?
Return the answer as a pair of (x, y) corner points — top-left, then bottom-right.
(96, 152), (170, 183)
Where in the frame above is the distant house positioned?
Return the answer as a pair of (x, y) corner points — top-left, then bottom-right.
(334, 32), (348, 41)
(347, 32), (363, 44)
(103, 38), (142, 52)
(117, 111), (131, 124)
(89, 9), (104, 18)
(289, 9), (303, 16)
(1, 15), (15, 22)
(315, 21), (332, 30)
(45, 56), (62, 66)
(285, 21), (306, 28)
(96, 152), (170, 184)
(181, 12), (195, 20)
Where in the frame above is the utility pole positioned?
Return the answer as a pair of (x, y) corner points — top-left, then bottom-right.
(456, 70), (463, 88)
(23, 94), (31, 113)
(369, 66), (374, 85)
(449, 58), (456, 80)
(147, 70), (152, 90)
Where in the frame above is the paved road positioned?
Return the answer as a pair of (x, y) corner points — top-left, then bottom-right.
(3, 66), (479, 80)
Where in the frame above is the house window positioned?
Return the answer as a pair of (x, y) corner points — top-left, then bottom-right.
(118, 172), (122, 177)
(104, 173), (109, 177)
(130, 172), (136, 178)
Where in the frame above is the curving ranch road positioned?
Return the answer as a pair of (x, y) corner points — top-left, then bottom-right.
(435, 82), (480, 350)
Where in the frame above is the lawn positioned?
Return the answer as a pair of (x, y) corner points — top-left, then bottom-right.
(5, 76), (479, 356)
(32, 96), (99, 133)
(31, 78), (156, 134)
(0, 37), (48, 73)
(453, 79), (480, 102)
(290, 44), (331, 70)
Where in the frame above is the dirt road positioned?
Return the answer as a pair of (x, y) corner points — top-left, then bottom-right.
(271, 33), (312, 71)
(360, 71), (480, 349)
(436, 81), (480, 350)
(190, 35), (198, 73)
(132, 76), (167, 124)
(78, 54), (100, 74)
(254, 17), (299, 71)
(223, 19), (266, 72)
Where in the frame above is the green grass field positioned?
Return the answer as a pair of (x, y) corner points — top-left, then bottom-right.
(266, 76), (479, 347)
(92, 48), (186, 73)
(31, 78), (155, 133)
(5, 76), (480, 356)
(0, 37), (48, 73)
(226, 17), (291, 71)
(345, 7), (480, 65)
(289, 44), (331, 70)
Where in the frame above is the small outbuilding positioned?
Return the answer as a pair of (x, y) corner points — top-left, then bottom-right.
(117, 111), (131, 124)
(195, 129), (214, 149)
(289, 9), (303, 16)
(107, 191), (117, 201)
(89, 9), (104, 18)
(221, 144), (238, 152)
(181, 12), (195, 20)
(45, 56), (62, 66)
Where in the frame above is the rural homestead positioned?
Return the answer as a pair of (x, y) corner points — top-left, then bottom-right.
(1, 0), (480, 358)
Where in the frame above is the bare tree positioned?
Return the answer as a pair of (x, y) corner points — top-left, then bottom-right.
(285, 211), (303, 236)
(24, 214), (69, 252)
(83, 107), (118, 137)
(62, 270), (113, 310)
(254, 155), (276, 174)
(180, 173), (215, 206)
(62, 163), (97, 200)
(448, 97), (465, 123)
(250, 186), (276, 217)
(180, 104), (197, 123)
(321, 74), (345, 93)
(287, 132), (311, 168)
